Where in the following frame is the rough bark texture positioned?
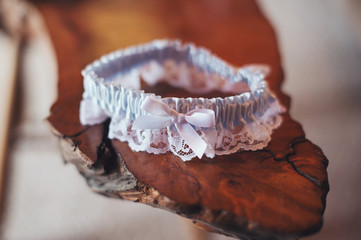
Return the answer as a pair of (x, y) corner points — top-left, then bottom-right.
(36, 0), (329, 239)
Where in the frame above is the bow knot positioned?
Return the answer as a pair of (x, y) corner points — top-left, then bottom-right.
(132, 96), (216, 159)
(172, 113), (185, 124)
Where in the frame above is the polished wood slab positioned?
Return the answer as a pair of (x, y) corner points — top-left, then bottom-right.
(36, 0), (329, 239)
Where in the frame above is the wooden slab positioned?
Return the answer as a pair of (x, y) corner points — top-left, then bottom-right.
(35, 0), (329, 239)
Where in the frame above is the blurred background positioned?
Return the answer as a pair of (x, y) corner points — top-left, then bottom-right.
(0, 0), (360, 239)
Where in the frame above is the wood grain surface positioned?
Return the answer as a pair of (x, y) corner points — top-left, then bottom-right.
(35, 0), (329, 239)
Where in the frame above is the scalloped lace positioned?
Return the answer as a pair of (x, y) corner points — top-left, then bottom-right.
(81, 98), (283, 161)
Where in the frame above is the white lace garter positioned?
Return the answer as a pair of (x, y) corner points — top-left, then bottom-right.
(79, 40), (285, 161)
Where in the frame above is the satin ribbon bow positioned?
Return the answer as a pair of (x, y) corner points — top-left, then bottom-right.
(132, 96), (216, 159)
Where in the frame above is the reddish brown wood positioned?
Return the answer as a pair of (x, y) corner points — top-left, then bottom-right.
(37, 0), (328, 239)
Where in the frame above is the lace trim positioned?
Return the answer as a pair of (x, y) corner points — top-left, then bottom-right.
(82, 98), (283, 161)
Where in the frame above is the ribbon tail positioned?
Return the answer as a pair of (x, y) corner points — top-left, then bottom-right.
(175, 123), (207, 159)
